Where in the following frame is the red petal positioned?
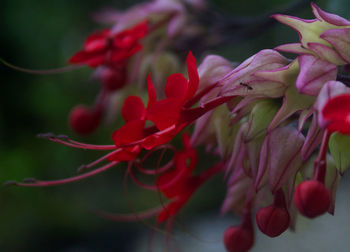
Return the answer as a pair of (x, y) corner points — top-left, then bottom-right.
(326, 120), (350, 134)
(114, 34), (137, 49)
(112, 120), (145, 146)
(323, 94), (350, 120)
(181, 133), (191, 149)
(164, 73), (188, 99)
(185, 51), (199, 100)
(157, 197), (188, 222)
(322, 94), (350, 133)
(113, 20), (148, 49)
(156, 169), (182, 198)
(128, 20), (149, 39)
(141, 125), (179, 150)
(84, 29), (110, 52)
(157, 177), (199, 222)
(69, 50), (106, 67)
(156, 149), (198, 198)
(147, 74), (157, 108)
(147, 98), (183, 130)
(122, 96), (146, 122)
(111, 44), (142, 63)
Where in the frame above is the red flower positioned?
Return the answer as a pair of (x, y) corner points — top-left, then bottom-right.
(156, 133), (199, 222)
(154, 134), (224, 222)
(322, 94), (350, 134)
(69, 21), (148, 67)
(147, 51), (199, 130)
(108, 52), (199, 162)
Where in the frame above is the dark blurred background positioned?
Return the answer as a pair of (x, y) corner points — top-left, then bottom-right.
(1, 0), (349, 251)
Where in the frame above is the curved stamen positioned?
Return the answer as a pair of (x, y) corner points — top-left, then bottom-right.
(77, 149), (124, 173)
(135, 161), (173, 175)
(37, 133), (117, 150)
(94, 206), (164, 222)
(140, 144), (176, 163)
(7, 161), (119, 187)
(128, 164), (158, 190)
(0, 58), (83, 74)
(123, 163), (171, 236)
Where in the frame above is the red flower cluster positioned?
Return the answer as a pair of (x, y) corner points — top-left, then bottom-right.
(67, 20), (149, 135)
(108, 52), (199, 162)
(69, 21), (148, 68)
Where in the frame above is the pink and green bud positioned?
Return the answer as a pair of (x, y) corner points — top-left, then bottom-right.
(296, 55), (337, 96)
(245, 99), (279, 141)
(219, 49), (289, 98)
(274, 3), (350, 65)
(197, 54), (234, 92)
(255, 126), (304, 192)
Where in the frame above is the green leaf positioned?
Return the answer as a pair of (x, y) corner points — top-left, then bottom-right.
(328, 132), (350, 174)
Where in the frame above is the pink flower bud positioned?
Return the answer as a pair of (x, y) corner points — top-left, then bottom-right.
(223, 226), (254, 252)
(256, 205), (290, 237)
(101, 67), (127, 91)
(69, 105), (102, 134)
(294, 180), (331, 218)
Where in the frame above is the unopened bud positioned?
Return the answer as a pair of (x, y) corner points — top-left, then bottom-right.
(223, 225), (254, 252)
(256, 205), (290, 237)
(294, 180), (331, 218)
(69, 105), (102, 134)
(101, 66), (127, 91)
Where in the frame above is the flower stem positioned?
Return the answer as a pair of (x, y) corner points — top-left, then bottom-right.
(313, 130), (330, 183)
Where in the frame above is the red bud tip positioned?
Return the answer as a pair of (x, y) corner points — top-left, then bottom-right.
(102, 67), (127, 91)
(223, 226), (254, 252)
(294, 180), (331, 218)
(69, 105), (102, 134)
(256, 205), (290, 237)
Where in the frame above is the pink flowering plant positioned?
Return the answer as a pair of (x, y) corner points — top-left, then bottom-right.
(3, 1), (350, 251)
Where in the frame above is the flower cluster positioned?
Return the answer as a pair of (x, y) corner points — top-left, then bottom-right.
(5, 2), (350, 252)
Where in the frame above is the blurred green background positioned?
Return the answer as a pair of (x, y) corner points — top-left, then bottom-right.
(1, 0), (350, 251)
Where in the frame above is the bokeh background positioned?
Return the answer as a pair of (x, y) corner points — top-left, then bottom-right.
(1, 0), (350, 251)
